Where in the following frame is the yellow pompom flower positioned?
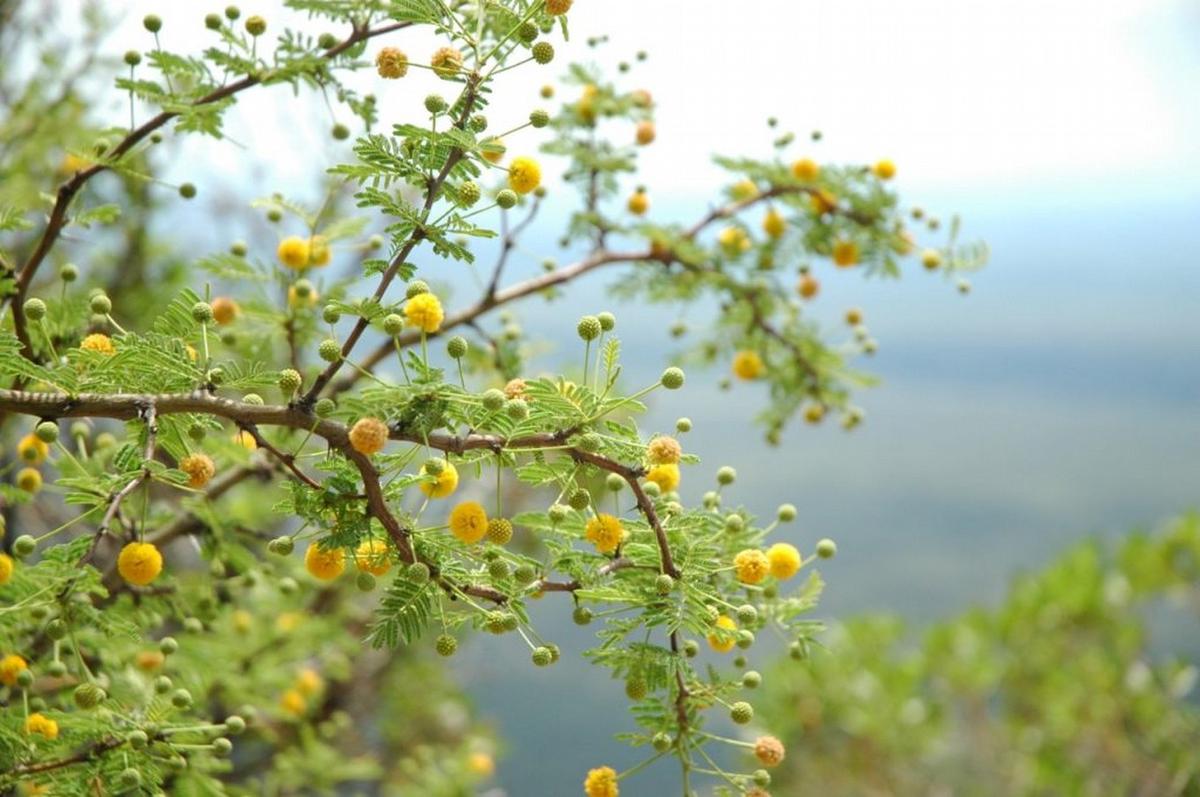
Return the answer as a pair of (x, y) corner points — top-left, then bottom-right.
(718, 226), (750, 256)
(16, 467), (42, 493)
(810, 188), (838, 215)
(349, 417), (389, 455)
(922, 248), (943, 270)
(508, 156), (542, 194)
(873, 159), (897, 180)
(467, 752), (496, 777)
(179, 453), (215, 488)
(762, 208), (786, 239)
(798, 274), (820, 299)
(80, 334), (114, 355)
(305, 544), (345, 580)
(449, 501), (489, 543)
(481, 137), (506, 164)
(767, 542), (802, 580)
(277, 236), (311, 269)
(419, 460), (458, 498)
(754, 735), (787, 767)
(309, 235), (331, 267)
(117, 542), (163, 586)
(732, 350), (765, 380)
(211, 297), (239, 325)
(233, 430), (258, 451)
(404, 292), (444, 334)
(375, 47), (409, 79)
(583, 766), (619, 797)
(0, 654), (28, 685)
(135, 649), (166, 671)
(791, 158), (820, 181)
(280, 689), (307, 716)
(430, 46), (463, 79)
(734, 549), (770, 584)
(17, 434), (48, 465)
(585, 514), (625, 554)
(635, 120), (656, 146)
(0, 553), (13, 585)
(707, 615), (737, 653)
(832, 240), (860, 268)
(24, 713), (58, 740)
(295, 668), (323, 696)
(627, 190), (649, 215)
(645, 464), (680, 493)
(646, 436), (681, 465)
(231, 609), (253, 634)
(355, 539), (392, 576)
(730, 179), (759, 201)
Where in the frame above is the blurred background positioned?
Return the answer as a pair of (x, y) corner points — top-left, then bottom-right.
(33, 0), (1200, 792)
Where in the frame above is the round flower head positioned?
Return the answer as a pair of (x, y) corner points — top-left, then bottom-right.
(80, 333), (115, 355)
(179, 453), (215, 488)
(504, 378), (528, 400)
(355, 539), (392, 576)
(832, 239), (860, 268)
(798, 274), (820, 299)
(481, 137), (506, 164)
(734, 549), (770, 584)
(211, 297), (239, 325)
(297, 669), (326, 697)
(547, 0), (573, 14)
(732, 350), (765, 380)
(375, 47), (409, 78)
(430, 46), (463, 79)
(349, 417), (389, 455)
(583, 766), (618, 797)
(0, 553), (12, 585)
(646, 435), (681, 465)
(635, 120), (655, 145)
(762, 208), (786, 239)
(718, 226), (750, 256)
(730, 179), (759, 201)
(0, 654), (27, 685)
(627, 189), (649, 215)
(707, 615), (737, 653)
(754, 735), (786, 767)
(16, 467), (42, 493)
(767, 542), (802, 580)
(404, 293), (444, 333)
(118, 541), (164, 586)
(419, 460), (458, 498)
(922, 248), (943, 270)
(304, 544), (345, 580)
(449, 501), (489, 543)
(468, 752), (496, 776)
(507, 156), (542, 194)
(645, 464), (679, 493)
(233, 430), (258, 450)
(873, 159), (897, 180)
(486, 517), (514, 545)
(280, 689), (307, 716)
(791, 158), (820, 181)
(17, 434), (48, 465)
(24, 713), (58, 740)
(288, 283), (319, 308)
(810, 188), (838, 215)
(277, 236), (311, 269)
(585, 514), (625, 554)
(308, 235), (331, 267)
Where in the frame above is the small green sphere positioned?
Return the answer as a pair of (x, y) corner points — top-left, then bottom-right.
(13, 535), (36, 558)
(435, 634), (457, 657)
(332, 123), (350, 140)
(529, 109), (550, 128)
(481, 388), (506, 412)
(676, 417), (692, 433)
(124, 50), (142, 67)
(660, 367), (685, 390)
(496, 189), (518, 209)
(567, 488), (590, 511)
(143, 14), (162, 32)
(576, 315), (602, 341)
(35, 421), (59, 443)
(730, 701), (754, 724)
(22, 298), (46, 321)
(355, 571), (376, 592)
(313, 398), (335, 417)
(178, 182), (197, 199)
(777, 503), (797, 522)
(446, 336), (468, 359)
(572, 606), (593, 625)
(816, 538), (837, 559)
(532, 41), (554, 64)
(531, 646), (553, 667)
(716, 466), (737, 486)
(318, 338), (342, 362)
(244, 15), (266, 35)
(655, 573), (674, 595)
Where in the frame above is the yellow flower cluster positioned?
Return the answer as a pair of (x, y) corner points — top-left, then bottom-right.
(404, 293), (444, 334)
(449, 501), (489, 543)
(117, 542), (163, 586)
(305, 544), (346, 580)
(585, 514), (625, 554)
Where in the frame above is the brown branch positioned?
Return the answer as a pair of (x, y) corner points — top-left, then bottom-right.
(6, 20), (414, 360)
(236, 422), (320, 490)
(301, 76), (484, 405)
(5, 735), (127, 777)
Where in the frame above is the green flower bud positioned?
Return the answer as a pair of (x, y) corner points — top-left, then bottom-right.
(660, 367), (685, 389)
(683, 639), (699, 658)
(278, 576), (299, 595)
(118, 768), (142, 789)
(577, 315), (601, 341)
(506, 399), (529, 420)
(481, 388), (506, 412)
(531, 646), (553, 667)
(736, 604), (758, 625)
(716, 466), (737, 485)
(124, 50), (142, 67)
(74, 683), (106, 709)
(724, 514), (744, 533)
(88, 293), (112, 314)
(596, 311), (615, 331)
(143, 14), (162, 32)
(35, 421), (59, 443)
(183, 617), (203, 634)
(436, 634), (457, 657)
(205, 13), (222, 30)
(777, 503), (797, 522)
(242, 393), (263, 406)
(224, 715), (246, 735)
(171, 688), (193, 709)
(212, 737), (233, 757)
(321, 304), (342, 325)
(513, 563), (537, 585)
(743, 670), (762, 689)
(675, 417), (692, 433)
(405, 280), (429, 298)
(128, 729), (149, 748)
(652, 732), (672, 752)
(244, 15), (266, 35)
(318, 32), (337, 49)
(655, 574), (674, 595)
(13, 535), (36, 557)
(15, 668), (34, 689)
(517, 22), (538, 42)
(179, 182), (197, 199)
(605, 473), (624, 492)
(267, 208), (282, 222)
(469, 114), (488, 132)
(730, 701), (754, 724)
(278, 369), (302, 394)
(529, 109), (550, 128)
(23, 298), (46, 321)
(496, 189), (519, 210)
(487, 559), (509, 581)
(46, 660), (67, 679)
(567, 488), (590, 511)
(424, 94), (447, 114)
(313, 398), (335, 417)
(816, 538), (837, 559)
(355, 571), (376, 592)
(625, 677), (647, 700)
(407, 562), (431, 584)
(318, 338), (341, 362)
(572, 606), (592, 625)
(642, 480), (661, 497)
(381, 314), (404, 336)
(446, 335), (468, 359)
(532, 41), (554, 64)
